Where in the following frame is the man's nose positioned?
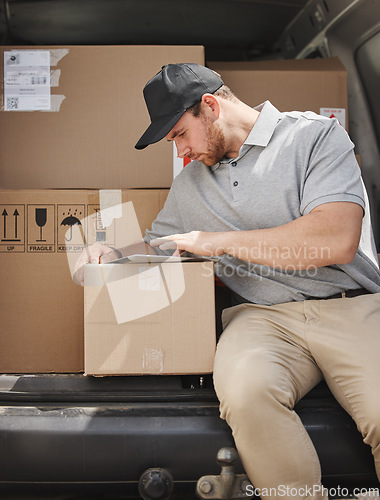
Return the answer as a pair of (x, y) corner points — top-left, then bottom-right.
(176, 143), (191, 159)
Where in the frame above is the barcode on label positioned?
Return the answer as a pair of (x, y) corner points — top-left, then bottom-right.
(31, 76), (48, 85)
(96, 231), (107, 242)
(6, 97), (19, 110)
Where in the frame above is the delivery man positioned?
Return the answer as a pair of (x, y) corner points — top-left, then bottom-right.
(75, 63), (380, 499)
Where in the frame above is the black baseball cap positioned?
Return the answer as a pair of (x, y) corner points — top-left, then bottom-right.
(135, 63), (224, 150)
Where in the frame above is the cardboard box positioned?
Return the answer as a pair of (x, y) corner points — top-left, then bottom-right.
(0, 45), (204, 190)
(84, 260), (216, 375)
(0, 188), (168, 373)
(208, 57), (348, 129)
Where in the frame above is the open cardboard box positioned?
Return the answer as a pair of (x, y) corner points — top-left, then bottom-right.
(84, 258), (216, 375)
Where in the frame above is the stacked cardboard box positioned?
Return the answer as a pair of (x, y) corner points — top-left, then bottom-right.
(0, 188), (169, 373)
(0, 45), (204, 189)
(208, 57), (348, 129)
(0, 45), (218, 375)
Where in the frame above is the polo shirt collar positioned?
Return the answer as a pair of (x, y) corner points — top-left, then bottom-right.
(211, 100), (281, 171)
(244, 100), (281, 147)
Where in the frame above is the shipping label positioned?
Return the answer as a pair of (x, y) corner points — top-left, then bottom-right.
(4, 50), (51, 111)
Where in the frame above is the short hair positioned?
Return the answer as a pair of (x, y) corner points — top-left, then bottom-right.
(187, 84), (239, 117)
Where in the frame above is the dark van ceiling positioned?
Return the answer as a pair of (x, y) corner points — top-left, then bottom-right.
(0, 0), (309, 60)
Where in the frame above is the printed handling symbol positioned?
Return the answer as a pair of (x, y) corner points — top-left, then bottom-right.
(1, 208), (21, 242)
(61, 215), (82, 242)
(35, 208), (47, 242)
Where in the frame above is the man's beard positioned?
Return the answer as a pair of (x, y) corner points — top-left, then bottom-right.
(201, 119), (226, 167)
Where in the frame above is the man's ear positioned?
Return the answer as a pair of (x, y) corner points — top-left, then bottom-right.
(201, 93), (220, 119)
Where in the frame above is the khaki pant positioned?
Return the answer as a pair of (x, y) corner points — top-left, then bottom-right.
(213, 293), (380, 499)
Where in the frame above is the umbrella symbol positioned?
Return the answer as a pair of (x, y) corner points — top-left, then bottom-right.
(61, 214), (82, 242)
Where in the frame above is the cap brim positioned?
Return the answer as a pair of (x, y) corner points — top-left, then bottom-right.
(135, 110), (185, 150)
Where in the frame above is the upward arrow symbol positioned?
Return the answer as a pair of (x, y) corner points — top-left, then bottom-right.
(14, 209), (19, 239)
(2, 209), (8, 239)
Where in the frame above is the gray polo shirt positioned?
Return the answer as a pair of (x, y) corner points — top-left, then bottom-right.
(145, 101), (380, 305)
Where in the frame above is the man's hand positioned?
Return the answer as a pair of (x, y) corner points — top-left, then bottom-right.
(150, 231), (226, 257)
(73, 242), (121, 285)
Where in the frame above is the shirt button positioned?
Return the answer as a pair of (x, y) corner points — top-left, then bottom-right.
(233, 181), (238, 187)
(231, 162), (237, 167)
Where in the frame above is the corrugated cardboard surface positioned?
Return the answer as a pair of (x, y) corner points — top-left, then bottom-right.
(84, 262), (216, 375)
(0, 188), (168, 373)
(208, 57), (348, 128)
(0, 45), (204, 190)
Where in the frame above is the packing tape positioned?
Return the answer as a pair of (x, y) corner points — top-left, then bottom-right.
(50, 69), (61, 87)
(49, 48), (69, 66)
(99, 189), (123, 228)
(42, 95), (66, 112)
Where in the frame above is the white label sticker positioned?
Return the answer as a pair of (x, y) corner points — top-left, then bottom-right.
(99, 189), (123, 228)
(320, 108), (346, 129)
(4, 50), (51, 111)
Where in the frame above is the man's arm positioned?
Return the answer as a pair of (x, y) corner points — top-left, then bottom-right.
(150, 201), (363, 270)
(73, 239), (157, 285)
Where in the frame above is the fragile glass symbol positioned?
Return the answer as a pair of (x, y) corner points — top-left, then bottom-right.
(35, 208), (47, 242)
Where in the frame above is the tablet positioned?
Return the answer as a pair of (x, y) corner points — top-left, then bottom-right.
(106, 254), (220, 264)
